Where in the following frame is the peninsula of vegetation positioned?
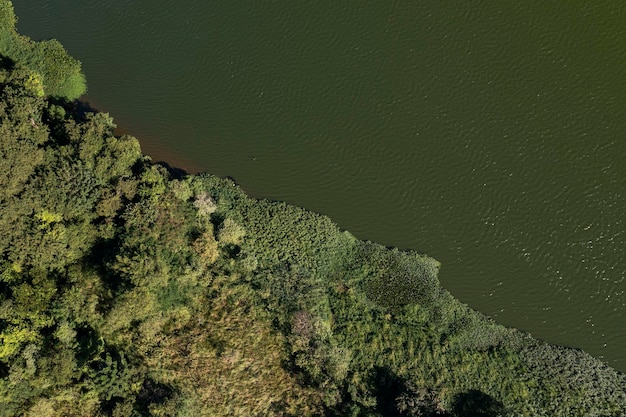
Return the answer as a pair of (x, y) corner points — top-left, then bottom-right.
(1, 2), (625, 416)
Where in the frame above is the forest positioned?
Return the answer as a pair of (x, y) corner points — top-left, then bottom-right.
(1, 1), (625, 416)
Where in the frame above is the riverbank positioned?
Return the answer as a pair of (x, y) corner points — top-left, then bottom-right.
(1, 1), (625, 414)
(12, 0), (626, 372)
(1, 65), (625, 413)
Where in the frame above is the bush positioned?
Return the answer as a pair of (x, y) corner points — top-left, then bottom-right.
(358, 243), (440, 311)
(0, 0), (86, 99)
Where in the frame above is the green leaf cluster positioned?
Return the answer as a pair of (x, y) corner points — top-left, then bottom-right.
(0, 0), (86, 99)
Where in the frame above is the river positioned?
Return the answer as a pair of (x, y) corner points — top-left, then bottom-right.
(14, 0), (625, 371)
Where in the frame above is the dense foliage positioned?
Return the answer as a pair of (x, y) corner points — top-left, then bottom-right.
(1, 8), (625, 417)
(0, 0), (86, 99)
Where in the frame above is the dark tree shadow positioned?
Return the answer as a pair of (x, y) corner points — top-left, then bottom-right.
(451, 390), (506, 417)
(83, 236), (128, 296)
(0, 55), (16, 70)
(0, 362), (9, 380)
(368, 367), (450, 417)
(74, 325), (102, 367)
(369, 366), (409, 416)
(134, 378), (175, 416)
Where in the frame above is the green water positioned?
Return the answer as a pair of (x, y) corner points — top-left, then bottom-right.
(14, 1), (625, 371)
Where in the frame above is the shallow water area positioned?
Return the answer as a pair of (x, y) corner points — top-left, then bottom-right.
(14, 0), (626, 371)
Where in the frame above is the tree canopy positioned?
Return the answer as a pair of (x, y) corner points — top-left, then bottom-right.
(0, 0), (86, 99)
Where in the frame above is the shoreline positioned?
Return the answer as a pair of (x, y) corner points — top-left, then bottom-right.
(78, 96), (206, 176)
(73, 95), (626, 376)
(4, 1), (624, 410)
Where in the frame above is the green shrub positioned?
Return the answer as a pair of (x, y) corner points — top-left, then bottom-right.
(0, 0), (86, 99)
(358, 243), (440, 311)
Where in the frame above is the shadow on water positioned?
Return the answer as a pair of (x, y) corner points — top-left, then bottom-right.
(71, 99), (101, 120)
(62, 97), (194, 179)
(152, 160), (189, 180)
